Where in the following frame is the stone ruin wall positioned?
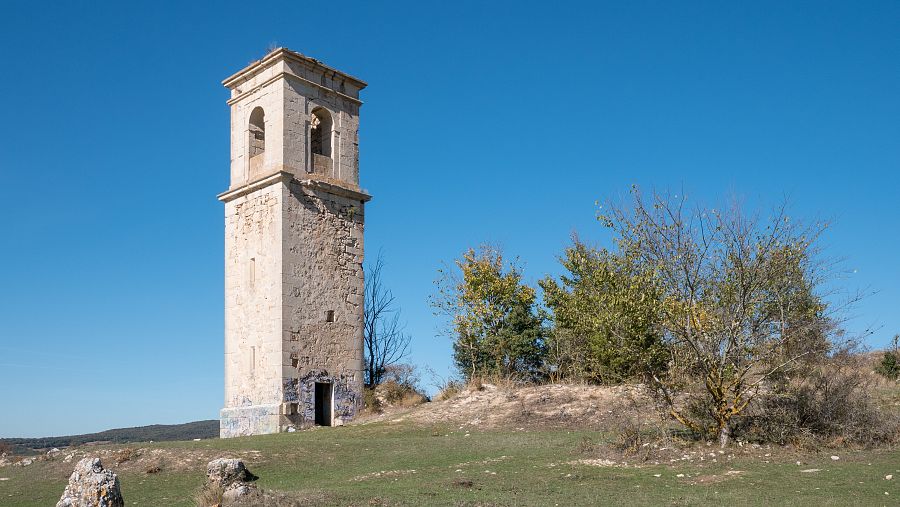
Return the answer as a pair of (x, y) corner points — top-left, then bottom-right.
(280, 180), (365, 428)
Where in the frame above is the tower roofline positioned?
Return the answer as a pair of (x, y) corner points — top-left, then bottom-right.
(222, 47), (367, 90)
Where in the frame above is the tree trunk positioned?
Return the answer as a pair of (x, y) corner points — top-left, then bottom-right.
(718, 423), (731, 448)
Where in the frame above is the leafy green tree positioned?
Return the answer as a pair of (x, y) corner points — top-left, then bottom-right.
(540, 236), (668, 383)
(431, 245), (546, 380)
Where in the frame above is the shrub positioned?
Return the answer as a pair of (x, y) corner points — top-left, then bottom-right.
(379, 380), (410, 404)
(114, 448), (139, 464)
(194, 484), (223, 507)
(369, 364), (428, 409)
(576, 436), (597, 454)
(363, 387), (382, 414)
(398, 391), (427, 407)
(876, 352), (900, 380)
(436, 381), (464, 401)
(875, 335), (900, 381)
(734, 356), (900, 447)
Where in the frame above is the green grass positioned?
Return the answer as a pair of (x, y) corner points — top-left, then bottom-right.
(1, 422), (898, 506)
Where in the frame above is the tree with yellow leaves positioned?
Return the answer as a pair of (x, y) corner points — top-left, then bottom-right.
(601, 187), (839, 447)
(431, 245), (546, 381)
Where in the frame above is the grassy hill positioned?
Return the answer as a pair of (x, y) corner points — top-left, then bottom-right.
(0, 420), (218, 455)
(1, 383), (898, 506)
(0, 421), (898, 506)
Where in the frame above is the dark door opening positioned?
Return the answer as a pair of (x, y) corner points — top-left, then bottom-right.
(314, 382), (333, 426)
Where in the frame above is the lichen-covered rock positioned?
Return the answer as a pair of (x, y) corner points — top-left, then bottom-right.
(206, 458), (258, 488)
(204, 458), (259, 504)
(56, 457), (124, 507)
(222, 483), (255, 503)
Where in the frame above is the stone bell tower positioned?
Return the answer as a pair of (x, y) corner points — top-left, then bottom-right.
(217, 48), (370, 437)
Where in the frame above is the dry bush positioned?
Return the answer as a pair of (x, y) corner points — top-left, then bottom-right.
(734, 355), (900, 447)
(0, 442), (12, 456)
(372, 365), (429, 409)
(398, 391), (426, 407)
(363, 388), (382, 414)
(228, 488), (327, 506)
(576, 436), (597, 454)
(379, 380), (412, 404)
(198, 485), (323, 507)
(451, 478), (475, 488)
(382, 363), (420, 389)
(609, 418), (676, 461)
(435, 381), (464, 401)
(194, 484), (223, 507)
(615, 423), (645, 454)
(114, 448), (140, 464)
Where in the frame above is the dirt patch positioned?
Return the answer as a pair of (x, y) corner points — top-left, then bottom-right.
(451, 478), (476, 488)
(372, 383), (655, 431)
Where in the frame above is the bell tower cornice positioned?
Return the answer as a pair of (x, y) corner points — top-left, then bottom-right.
(217, 170), (372, 204)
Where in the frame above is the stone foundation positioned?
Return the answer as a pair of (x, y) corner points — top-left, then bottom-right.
(219, 405), (282, 438)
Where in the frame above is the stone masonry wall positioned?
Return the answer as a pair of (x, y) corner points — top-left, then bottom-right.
(280, 180), (365, 427)
(282, 77), (361, 187)
(221, 183), (284, 437)
(228, 70), (284, 188)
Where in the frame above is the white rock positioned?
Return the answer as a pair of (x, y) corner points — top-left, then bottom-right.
(830, 455), (840, 461)
(205, 458), (258, 502)
(56, 458), (124, 507)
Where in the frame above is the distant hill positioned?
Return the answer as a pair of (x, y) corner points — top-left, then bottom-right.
(1, 420), (219, 455)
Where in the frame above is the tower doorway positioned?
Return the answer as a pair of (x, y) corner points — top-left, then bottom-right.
(314, 382), (333, 426)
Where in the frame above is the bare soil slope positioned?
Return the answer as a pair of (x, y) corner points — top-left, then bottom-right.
(361, 382), (657, 431)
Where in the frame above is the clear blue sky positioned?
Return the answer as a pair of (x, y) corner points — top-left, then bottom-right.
(1, 1), (897, 437)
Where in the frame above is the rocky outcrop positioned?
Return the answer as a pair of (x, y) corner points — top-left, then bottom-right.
(56, 457), (124, 507)
(207, 458), (258, 487)
(205, 458), (258, 504)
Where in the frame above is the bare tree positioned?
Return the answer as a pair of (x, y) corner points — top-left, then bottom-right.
(364, 253), (411, 387)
